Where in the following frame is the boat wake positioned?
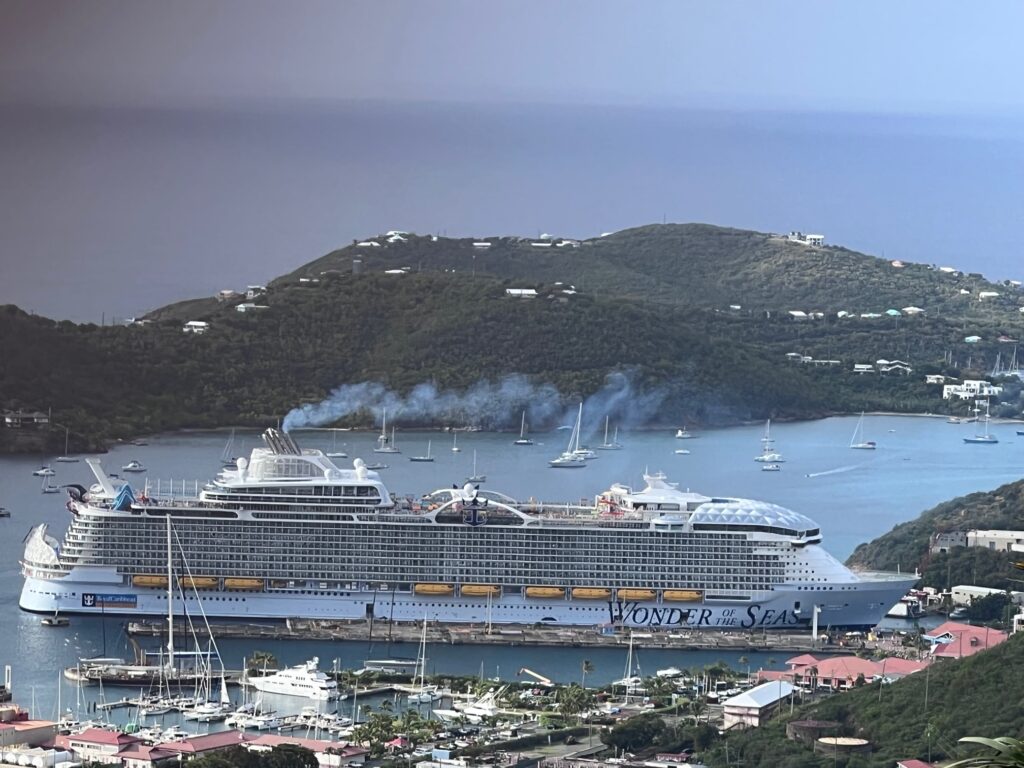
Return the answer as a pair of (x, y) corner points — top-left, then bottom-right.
(805, 464), (863, 478)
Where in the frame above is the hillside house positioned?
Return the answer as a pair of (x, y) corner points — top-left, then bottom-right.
(979, 291), (1000, 300)
(2, 410), (49, 428)
(891, 260), (905, 268)
(235, 303), (269, 313)
(930, 531), (967, 553)
(787, 232), (824, 247)
(506, 288), (538, 299)
(939, 266), (958, 274)
(942, 379), (1001, 400)
(472, 242), (491, 248)
(902, 306), (925, 315)
(216, 289), (239, 301)
(530, 241), (553, 248)
(860, 312), (882, 318)
(963, 335), (982, 343)
(924, 374), (949, 384)
(356, 241), (380, 247)
(966, 529), (1024, 552)
(924, 620), (1007, 659)
(722, 681), (795, 728)
(877, 359), (913, 375)
(245, 285), (266, 300)
(182, 321), (209, 334)
(853, 364), (875, 374)
(885, 309), (902, 317)
(788, 310), (808, 321)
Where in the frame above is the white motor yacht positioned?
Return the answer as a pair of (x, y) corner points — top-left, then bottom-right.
(248, 657), (339, 700)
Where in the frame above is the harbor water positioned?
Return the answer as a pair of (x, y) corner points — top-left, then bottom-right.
(1, 414), (1020, 720)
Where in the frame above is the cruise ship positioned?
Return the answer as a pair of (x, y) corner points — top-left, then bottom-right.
(20, 429), (914, 630)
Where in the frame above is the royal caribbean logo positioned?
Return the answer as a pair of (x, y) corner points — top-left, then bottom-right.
(460, 499), (488, 527)
(82, 593), (138, 609)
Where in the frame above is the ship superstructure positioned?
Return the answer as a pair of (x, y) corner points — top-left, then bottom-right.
(21, 429), (914, 629)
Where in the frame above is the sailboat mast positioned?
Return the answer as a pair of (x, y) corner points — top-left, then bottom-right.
(574, 403), (583, 452)
(166, 516), (174, 674)
(604, 415), (610, 445)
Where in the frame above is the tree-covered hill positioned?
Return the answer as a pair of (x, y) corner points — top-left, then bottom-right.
(704, 632), (1024, 768)
(4, 223), (1024, 453)
(281, 224), (1024, 319)
(846, 478), (1024, 591)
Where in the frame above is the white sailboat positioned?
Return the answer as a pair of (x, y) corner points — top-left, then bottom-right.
(374, 409), (400, 454)
(220, 429), (237, 466)
(326, 430), (348, 459)
(55, 427), (79, 463)
(597, 415), (623, 450)
(849, 412), (877, 450)
(407, 618), (440, 703)
(410, 440), (434, 462)
(550, 404), (587, 468)
(754, 419), (785, 463)
(964, 400), (999, 444)
(513, 411), (533, 446)
(466, 450), (486, 482)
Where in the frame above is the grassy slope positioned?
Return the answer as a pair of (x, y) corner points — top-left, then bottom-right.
(704, 633), (1024, 768)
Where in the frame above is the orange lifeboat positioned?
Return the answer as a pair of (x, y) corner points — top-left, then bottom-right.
(526, 586), (565, 599)
(225, 578), (264, 591)
(132, 575), (168, 588)
(414, 583), (454, 596)
(461, 584), (501, 597)
(572, 587), (612, 599)
(664, 589), (703, 602)
(616, 588), (656, 601)
(179, 576), (218, 590)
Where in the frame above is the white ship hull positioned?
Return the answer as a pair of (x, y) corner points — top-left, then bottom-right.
(20, 568), (913, 630)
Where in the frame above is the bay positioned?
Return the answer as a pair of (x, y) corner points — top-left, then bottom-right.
(0, 413), (1019, 720)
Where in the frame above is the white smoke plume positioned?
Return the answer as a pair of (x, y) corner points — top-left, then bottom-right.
(282, 371), (666, 436)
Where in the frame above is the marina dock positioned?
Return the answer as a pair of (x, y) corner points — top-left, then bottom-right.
(126, 618), (849, 653)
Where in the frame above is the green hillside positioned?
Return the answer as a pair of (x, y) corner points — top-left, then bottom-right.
(704, 633), (1024, 768)
(846, 478), (1024, 592)
(3, 223), (1024, 452)
(284, 224), (1024, 318)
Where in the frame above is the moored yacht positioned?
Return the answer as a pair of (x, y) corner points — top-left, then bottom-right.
(248, 658), (338, 700)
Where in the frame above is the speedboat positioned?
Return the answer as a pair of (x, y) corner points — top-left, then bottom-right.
(675, 427), (696, 439)
(761, 463), (782, 472)
(674, 449), (690, 455)
(121, 460), (146, 472)
(32, 465), (55, 477)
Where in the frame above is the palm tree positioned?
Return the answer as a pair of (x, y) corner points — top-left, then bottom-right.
(738, 655), (750, 683)
(581, 659), (595, 688)
(947, 736), (1024, 767)
(247, 650), (278, 672)
(555, 684), (593, 724)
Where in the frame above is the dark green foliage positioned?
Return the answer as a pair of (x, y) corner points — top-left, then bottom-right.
(602, 713), (668, 752)
(704, 633), (1024, 768)
(187, 745), (318, 768)
(2, 224), (1023, 452)
(847, 479), (1024, 584)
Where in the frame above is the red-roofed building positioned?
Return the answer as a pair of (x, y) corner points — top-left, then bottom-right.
(118, 743), (181, 768)
(766, 654), (930, 690)
(156, 729), (251, 758)
(926, 621), (1007, 659)
(65, 728), (143, 764)
(896, 760), (936, 768)
(248, 735), (369, 766)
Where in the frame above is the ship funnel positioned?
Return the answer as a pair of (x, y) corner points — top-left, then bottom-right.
(262, 428), (301, 455)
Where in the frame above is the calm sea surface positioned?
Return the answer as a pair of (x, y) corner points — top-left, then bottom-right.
(0, 414), (1020, 722)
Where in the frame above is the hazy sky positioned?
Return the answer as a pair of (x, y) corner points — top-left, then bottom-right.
(3, 1), (1024, 320)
